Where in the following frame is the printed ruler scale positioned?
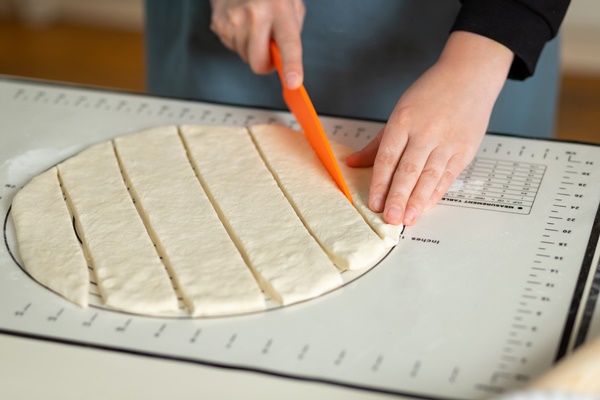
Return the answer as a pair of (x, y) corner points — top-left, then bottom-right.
(1, 78), (599, 400)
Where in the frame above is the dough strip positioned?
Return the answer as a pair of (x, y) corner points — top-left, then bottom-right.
(11, 167), (90, 307)
(249, 124), (387, 271)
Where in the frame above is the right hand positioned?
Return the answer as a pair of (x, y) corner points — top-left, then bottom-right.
(210, 0), (305, 89)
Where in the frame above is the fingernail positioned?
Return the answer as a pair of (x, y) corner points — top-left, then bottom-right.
(371, 195), (384, 212)
(285, 72), (301, 89)
(403, 207), (417, 225)
(386, 206), (403, 224)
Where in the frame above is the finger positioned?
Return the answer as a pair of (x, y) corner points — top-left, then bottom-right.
(273, 17), (303, 89)
(402, 148), (450, 225)
(293, 0), (306, 27)
(367, 125), (409, 213)
(346, 129), (384, 168)
(210, 6), (240, 52)
(425, 153), (467, 211)
(381, 142), (432, 225)
(247, 17), (273, 74)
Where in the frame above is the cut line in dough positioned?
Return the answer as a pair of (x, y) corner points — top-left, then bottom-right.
(180, 125), (343, 306)
(57, 141), (179, 315)
(114, 126), (265, 316)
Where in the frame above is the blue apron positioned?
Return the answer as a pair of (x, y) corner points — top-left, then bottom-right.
(145, 0), (559, 138)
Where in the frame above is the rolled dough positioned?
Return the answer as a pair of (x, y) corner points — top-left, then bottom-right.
(11, 124), (399, 317)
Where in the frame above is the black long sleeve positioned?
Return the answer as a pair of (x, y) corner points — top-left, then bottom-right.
(452, 0), (571, 80)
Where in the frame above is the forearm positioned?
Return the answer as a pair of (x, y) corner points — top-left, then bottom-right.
(437, 31), (514, 110)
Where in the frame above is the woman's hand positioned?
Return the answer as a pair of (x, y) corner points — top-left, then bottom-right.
(210, 0), (305, 89)
(347, 31), (514, 226)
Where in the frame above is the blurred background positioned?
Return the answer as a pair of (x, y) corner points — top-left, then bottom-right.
(0, 0), (598, 144)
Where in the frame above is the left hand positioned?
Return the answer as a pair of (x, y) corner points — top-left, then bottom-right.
(346, 31), (514, 226)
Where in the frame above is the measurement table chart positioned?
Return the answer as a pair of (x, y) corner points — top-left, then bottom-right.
(442, 158), (546, 215)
